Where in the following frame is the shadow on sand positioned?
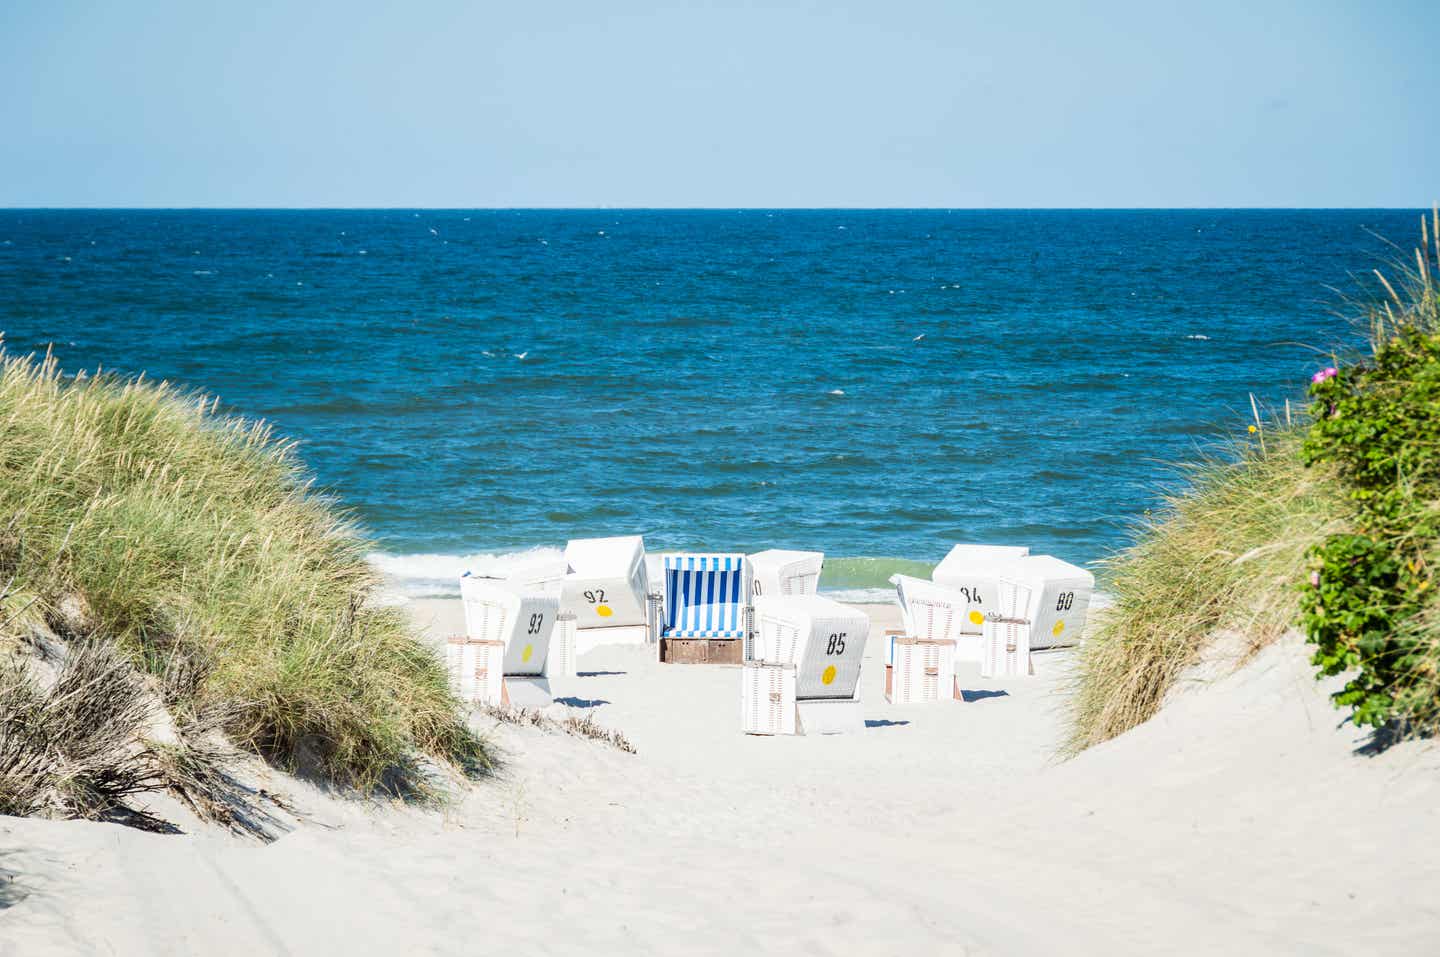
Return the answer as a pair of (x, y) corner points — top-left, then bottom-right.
(0, 855), (28, 910)
(554, 697), (611, 709)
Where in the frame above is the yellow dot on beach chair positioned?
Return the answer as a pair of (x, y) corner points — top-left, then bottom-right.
(1052, 621), (1065, 637)
(968, 610), (985, 626)
(821, 665), (837, 685)
(596, 604), (613, 617)
(522, 644), (534, 663)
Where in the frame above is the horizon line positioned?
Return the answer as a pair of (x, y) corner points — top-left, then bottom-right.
(1, 205), (1431, 213)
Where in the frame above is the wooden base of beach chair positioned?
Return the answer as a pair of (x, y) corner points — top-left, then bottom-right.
(660, 638), (743, 665)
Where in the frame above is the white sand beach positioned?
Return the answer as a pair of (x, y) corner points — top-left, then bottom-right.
(3, 600), (1438, 955)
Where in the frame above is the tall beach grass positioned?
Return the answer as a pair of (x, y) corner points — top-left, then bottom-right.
(1068, 208), (1440, 752)
(0, 344), (485, 797)
(1065, 428), (1352, 753)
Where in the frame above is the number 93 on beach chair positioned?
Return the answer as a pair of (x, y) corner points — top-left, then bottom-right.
(448, 574), (559, 709)
(743, 594), (868, 735)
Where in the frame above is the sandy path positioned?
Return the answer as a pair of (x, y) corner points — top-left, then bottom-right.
(2, 602), (1438, 955)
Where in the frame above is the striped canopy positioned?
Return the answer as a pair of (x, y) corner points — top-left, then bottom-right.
(663, 553), (748, 639)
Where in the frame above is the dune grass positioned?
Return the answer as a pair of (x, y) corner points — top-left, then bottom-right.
(0, 640), (167, 824)
(1065, 428), (1353, 754)
(1069, 209), (1440, 753)
(0, 345), (485, 797)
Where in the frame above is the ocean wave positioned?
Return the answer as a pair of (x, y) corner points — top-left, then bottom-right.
(368, 549), (933, 600)
(820, 556), (938, 589)
(819, 587), (899, 604)
(368, 548), (1110, 612)
(368, 546), (564, 598)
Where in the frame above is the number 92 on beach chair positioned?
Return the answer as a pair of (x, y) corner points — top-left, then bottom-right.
(559, 535), (653, 651)
(451, 574), (559, 708)
(743, 594), (868, 735)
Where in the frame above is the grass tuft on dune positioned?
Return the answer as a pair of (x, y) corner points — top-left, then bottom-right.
(0, 345), (486, 801)
(1065, 429), (1352, 754)
(1070, 208), (1440, 753)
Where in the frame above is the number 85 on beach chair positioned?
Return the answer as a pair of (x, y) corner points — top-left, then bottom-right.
(744, 594), (868, 735)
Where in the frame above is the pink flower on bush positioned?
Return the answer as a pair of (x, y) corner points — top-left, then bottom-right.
(1311, 366), (1338, 384)
(1309, 571), (1321, 587)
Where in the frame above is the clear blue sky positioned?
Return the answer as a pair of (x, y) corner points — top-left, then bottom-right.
(3, 0), (1436, 207)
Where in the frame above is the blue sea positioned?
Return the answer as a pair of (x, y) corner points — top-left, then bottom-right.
(0, 209), (1411, 598)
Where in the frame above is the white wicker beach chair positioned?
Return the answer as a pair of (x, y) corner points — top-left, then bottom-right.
(506, 555), (568, 596)
(661, 553), (749, 640)
(981, 579), (1034, 678)
(889, 634), (958, 704)
(548, 611), (578, 679)
(742, 662), (797, 735)
(891, 574), (979, 662)
(986, 554), (1095, 648)
(458, 574), (559, 707)
(745, 594), (868, 734)
(559, 535), (652, 649)
(747, 549), (824, 599)
(926, 543), (1032, 645)
(445, 634), (504, 706)
(932, 543), (1030, 591)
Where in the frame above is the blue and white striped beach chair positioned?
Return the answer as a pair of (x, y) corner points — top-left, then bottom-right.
(661, 553), (750, 640)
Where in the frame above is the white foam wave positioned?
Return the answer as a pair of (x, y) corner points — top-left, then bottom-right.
(367, 550), (1114, 613)
(820, 587), (897, 604)
(368, 547), (565, 599)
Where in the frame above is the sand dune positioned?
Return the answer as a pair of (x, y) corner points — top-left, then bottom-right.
(2, 602), (1437, 955)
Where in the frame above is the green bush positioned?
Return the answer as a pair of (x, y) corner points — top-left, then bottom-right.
(1300, 246), (1440, 732)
